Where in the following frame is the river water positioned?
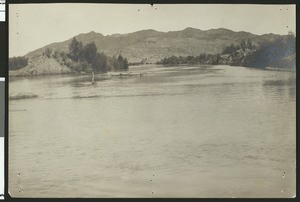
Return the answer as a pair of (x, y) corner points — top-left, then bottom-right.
(9, 65), (296, 198)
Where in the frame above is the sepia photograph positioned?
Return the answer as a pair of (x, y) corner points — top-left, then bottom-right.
(8, 3), (296, 198)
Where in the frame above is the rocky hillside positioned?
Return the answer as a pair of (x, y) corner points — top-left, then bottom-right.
(9, 55), (73, 76)
(10, 37), (130, 77)
(158, 33), (296, 70)
(25, 27), (280, 64)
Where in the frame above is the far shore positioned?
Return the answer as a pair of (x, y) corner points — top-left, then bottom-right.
(9, 63), (295, 79)
(8, 63), (158, 78)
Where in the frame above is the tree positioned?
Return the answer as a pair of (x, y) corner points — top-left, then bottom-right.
(117, 55), (128, 69)
(240, 40), (247, 51)
(9, 57), (28, 70)
(286, 31), (296, 55)
(82, 42), (97, 65)
(123, 58), (129, 69)
(117, 55), (124, 65)
(92, 53), (107, 72)
(68, 37), (83, 61)
(222, 43), (236, 55)
(246, 39), (253, 50)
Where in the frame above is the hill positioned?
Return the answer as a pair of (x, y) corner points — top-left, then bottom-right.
(24, 28), (281, 64)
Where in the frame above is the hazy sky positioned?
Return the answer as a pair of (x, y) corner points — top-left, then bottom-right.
(9, 4), (295, 57)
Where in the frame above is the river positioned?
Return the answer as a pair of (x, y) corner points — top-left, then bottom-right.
(9, 65), (296, 198)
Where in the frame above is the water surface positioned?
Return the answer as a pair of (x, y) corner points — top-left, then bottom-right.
(9, 65), (296, 197)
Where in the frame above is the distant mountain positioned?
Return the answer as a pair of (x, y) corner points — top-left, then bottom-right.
(25, 28), (281, 63)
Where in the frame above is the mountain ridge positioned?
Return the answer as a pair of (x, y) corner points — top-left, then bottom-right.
(25, 27), (282, 63)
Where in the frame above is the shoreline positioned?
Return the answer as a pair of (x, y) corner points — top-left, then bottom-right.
(9, 63), (295, 78)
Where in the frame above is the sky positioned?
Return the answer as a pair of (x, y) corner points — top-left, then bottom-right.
(9, 4), (296, 57)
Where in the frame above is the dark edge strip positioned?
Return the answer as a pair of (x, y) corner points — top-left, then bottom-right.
(4, 1), (8, 200)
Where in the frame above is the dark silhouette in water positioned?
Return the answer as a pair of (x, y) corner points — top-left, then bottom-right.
(92, 72), (97, 84)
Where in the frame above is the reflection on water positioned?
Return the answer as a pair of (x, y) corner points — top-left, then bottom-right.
(9, 65), (295, 198)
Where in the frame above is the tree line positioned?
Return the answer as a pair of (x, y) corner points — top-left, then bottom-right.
(243, 32), (295, 68)
(158, 54), (222, 65)
(158, 34), (296, 69)
(62, 37), (128, 72)
(157, 38), (256, 66)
